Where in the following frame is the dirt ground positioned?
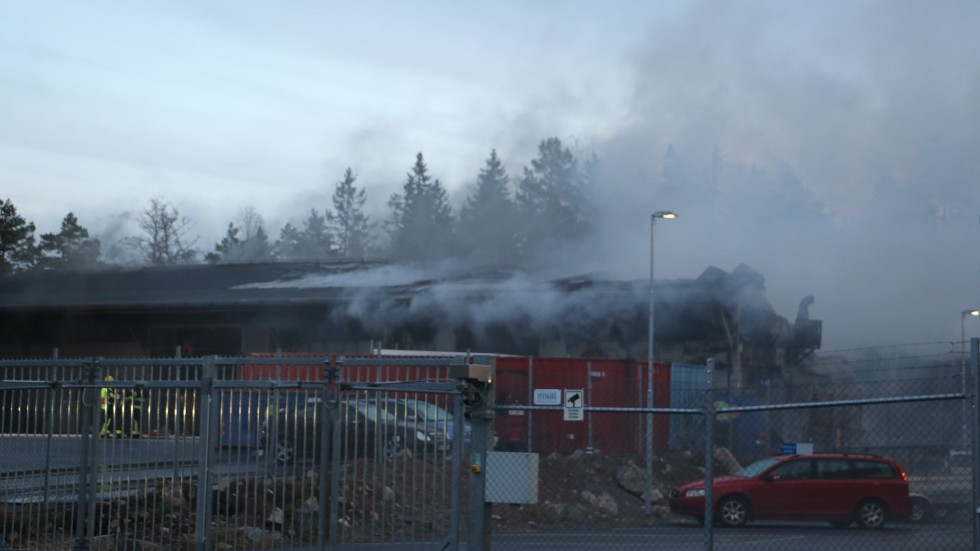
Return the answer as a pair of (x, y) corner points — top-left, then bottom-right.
(0, 450), (727, 549)
(489, 449), (717, 532)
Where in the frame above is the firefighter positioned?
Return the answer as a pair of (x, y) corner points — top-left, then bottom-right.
(123, 384), (144, 438)
(99, 375), (117, 437)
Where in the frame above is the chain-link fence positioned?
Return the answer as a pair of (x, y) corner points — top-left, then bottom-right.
(2, 345), (978, 550)
(0, 355), (482, 550)
(486, 345), (979, 551)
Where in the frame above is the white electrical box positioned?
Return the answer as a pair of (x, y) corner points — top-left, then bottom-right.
(486, 452), (539, 504)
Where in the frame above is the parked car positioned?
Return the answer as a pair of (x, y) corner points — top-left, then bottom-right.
(380, 397), (471, 452)
(669, 453), (913, 529)
(262, 397), (444, 463)
(907, 449), (973, 523)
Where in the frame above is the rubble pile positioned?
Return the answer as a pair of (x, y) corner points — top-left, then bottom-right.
(0, 450), (729, 549)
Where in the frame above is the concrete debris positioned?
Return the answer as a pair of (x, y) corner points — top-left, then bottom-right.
(581, 490), (619, 516)
(265, 507), (284, 526)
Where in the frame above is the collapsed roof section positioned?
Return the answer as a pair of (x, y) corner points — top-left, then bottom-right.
(0, 261), (818, 371)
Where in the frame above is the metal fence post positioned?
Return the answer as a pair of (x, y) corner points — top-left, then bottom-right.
(328, 358), (344, 548)
(467, 383), (494, 551)
(319, 358), (337, 549)
(970, 338), (979, 551)
(194, 357), (217, 551)
(587, 360), (594, 453)
(527, 356), (534, 453)
(704, 358), (715, 551)
(43, 358), (58, 506)
(73, 358), (100, 551)
(449, 388), (464, 551)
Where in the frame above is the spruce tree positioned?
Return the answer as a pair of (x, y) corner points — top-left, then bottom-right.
(38, 212), (101, 269)
(275, 210), (332, 261)
(328, 168), (374, 258)
(458, 149), (517, 262)
(387, 153), (454, 261)
(205, 223), (241, 264)
(514, 137), (585, 257)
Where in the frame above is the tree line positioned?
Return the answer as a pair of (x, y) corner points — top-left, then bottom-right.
(0, 137), (595, 275)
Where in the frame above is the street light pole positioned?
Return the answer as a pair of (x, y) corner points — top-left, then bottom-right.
(646, 210), (676, 513)
(963, 310), (980, 358)
(960, 309), (979, 448)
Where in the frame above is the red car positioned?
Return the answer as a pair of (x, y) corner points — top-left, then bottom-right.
(669, 453), (913, 529)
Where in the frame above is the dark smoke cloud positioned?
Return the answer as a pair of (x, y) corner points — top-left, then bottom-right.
(571, 0), (980, 352)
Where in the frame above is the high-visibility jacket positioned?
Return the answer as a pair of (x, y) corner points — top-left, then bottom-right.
(100, 386), (116, 410)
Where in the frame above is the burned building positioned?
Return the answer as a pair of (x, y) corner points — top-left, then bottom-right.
(0, 260), (820, 385)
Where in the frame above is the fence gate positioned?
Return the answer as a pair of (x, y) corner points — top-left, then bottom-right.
(0, 355), (493, 551)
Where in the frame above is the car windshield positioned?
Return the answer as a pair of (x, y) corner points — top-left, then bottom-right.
(735, 457), (780, 478)
(354, 402), (398, 423)
(411, 400), (453, 422)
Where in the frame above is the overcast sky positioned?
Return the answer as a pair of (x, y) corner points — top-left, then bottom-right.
(2, 1), (979, 353)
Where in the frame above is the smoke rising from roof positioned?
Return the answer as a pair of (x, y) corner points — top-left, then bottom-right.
(2, 1), (978, 352)
(558, 0), (980, 352)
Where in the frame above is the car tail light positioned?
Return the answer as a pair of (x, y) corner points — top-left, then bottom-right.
(899, 466), (908, 483)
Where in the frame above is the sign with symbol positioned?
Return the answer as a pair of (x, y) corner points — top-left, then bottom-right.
(563, 388), (584, 421)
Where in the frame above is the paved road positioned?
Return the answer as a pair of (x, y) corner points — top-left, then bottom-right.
(259, 523), (973, 551)
(490, 523), (972, 550)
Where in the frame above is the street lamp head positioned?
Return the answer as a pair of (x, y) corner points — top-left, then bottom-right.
(652, 211), (677, 220)
(963, 309), (980, 317)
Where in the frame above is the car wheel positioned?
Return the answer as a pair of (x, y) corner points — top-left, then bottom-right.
(274, 439), (295, 463)
(717, 496), (750, 527)
(909, 496), (933, 523)
(855, 499), (887, 529)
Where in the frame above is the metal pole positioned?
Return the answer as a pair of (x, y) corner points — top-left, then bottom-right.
(646, 210), (675, 512)
(527, 356), (534, 453)
(194, 357), (216, 551)
(318, 359), (336, 549)
(43, 351), (58, 507)
(467, 393), (493, 551)
(329, 362), (344, 548)
(587, 360), (594, 453)
(73, 359), (99, 551)
(449, 390), (464, 551)
(965, 311), (979, 449)
(969, 338), (979, 551)
(704, 358), (715, 551)
(645, 214), (656, 513)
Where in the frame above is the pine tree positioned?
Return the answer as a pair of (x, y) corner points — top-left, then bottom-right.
(274, 223), (303, 260)
(387, 153), (454, 260)
(328, 168), (374, 258)
(300, 209), (332, 259)
(38, 212), (101, 269)
(205, 223), (241, 264)
(240, 225), (272, 261)
(457, 149), (517, 262)
(0, 198), (39, 274)
(274, 209), (332, 261)
(514, 137), (585, 257)
(207, 208), (273, 264)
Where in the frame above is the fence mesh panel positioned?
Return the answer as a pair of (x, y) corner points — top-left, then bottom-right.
(0, 356), (471, 550)
(1, 354), (977, 550)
